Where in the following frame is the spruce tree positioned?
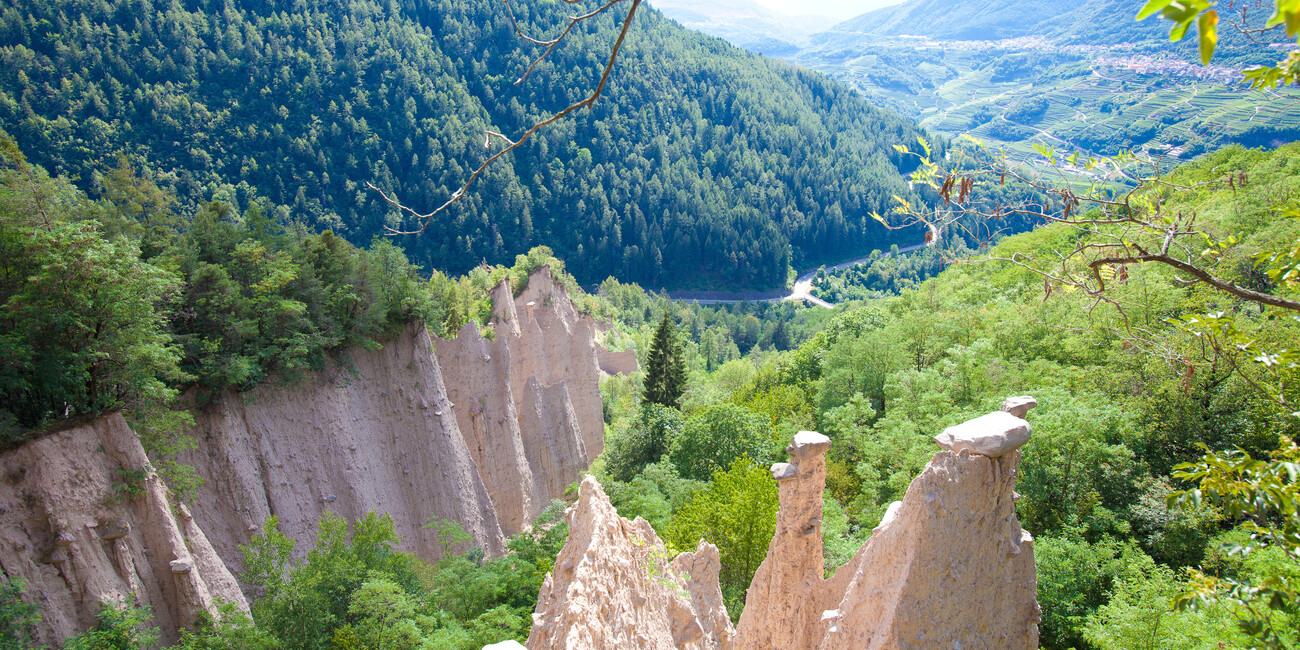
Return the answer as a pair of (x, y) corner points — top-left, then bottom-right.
(643, 315), (686, 408)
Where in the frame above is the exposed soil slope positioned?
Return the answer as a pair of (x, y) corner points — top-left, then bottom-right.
(0, 413), (247, 647)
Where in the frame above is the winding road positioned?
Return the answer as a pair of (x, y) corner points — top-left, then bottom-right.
(671, 226), (937, 309)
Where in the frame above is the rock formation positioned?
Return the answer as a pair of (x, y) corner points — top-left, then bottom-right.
(181, 266), (621, 574)
(735, 431), (834, 650)
(435, 266), (616, 535)
(526, 476), (735, 649)
(179, 320), (508, 569)
(0, 267), (625, 643)
(739, 396), (1041, 649)
(530, 398), (1041, 650)
(0, 413), (247, 647)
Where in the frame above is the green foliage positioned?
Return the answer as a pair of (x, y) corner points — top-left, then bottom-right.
(0, 578), (40, 650)
(0, 139), (186, 433)
(666, 457), (778, 615)
(171, 203), (438, 391)
(1169, 437), (1300, 646)
(809, 240), (972, 302)
(63, 601), (158, 650)
(599, 142), (1300, 649)
(1016, 389), (1142, 538)
(669, 403), (776, 482)
(603, 403), (683, 482)
(1034, 535), (1127, 649)
(110, 468), (148, 502)
(643, 316), (687, 409)
(1082, 548), (1245, 648)
(1139, 0), (1300, 84)
(172, 602), (277, 650)
(234, 506), (565, 650)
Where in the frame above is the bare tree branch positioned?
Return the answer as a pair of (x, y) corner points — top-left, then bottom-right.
(503, 0), (630, 84)
(1088, 252), (1300, 311)
(887, 140), (1300, 315)
(369, 0), (641, 236)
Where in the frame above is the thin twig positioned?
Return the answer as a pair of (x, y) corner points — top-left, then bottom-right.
(370, 0), (642, 235)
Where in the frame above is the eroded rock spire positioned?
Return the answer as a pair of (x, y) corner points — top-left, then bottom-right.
(527, 397), (1042, 649)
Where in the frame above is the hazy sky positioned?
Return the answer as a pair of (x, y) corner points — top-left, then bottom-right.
(751, 0), (906, 21)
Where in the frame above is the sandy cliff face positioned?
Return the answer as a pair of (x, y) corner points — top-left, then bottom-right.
(531, 399), (1041, 650)
(180, 321), (508, 571)
(0, 267), (618, 643)
(435, 265), (615, 535)
(0, 413), (247, 647)
(181, 266), (614, 574)
(527, 476), (735, 650)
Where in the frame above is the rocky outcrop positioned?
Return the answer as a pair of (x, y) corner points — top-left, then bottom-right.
(527, 476), (735, 649)
(531, 399), (1041, 650)
(435, 266), (619, 535)
(0, 413), (247, 646)
(0, 267), (616, 642)
(500, 267), (606, 461)
(735, 431), (834, 650)
(180, 321), (508, 571)
(740, 396), (1040, 649)
(179, 266), (613, 575)
(598, 348), (639, 376)
(815, 448), (1039, 649)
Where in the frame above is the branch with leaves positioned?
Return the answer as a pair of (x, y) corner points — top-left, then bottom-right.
(369, 0), (642, 235)
(1169, 437), (1300, 647)
(1137, 0), (1300, 87)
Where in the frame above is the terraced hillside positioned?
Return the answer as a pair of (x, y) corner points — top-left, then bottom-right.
(795, 41), (1300, 168)
(774, 1), (1300, 176)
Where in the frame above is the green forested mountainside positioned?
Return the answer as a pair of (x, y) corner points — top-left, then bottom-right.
(0, 131), (817, 436)
(0, 0), (931, 290)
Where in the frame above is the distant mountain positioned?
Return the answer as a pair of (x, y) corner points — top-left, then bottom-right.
(827, 0), (1278, 49)
(649, 0), (835, 55)
(791, 0), (1299, 168)
(830, 0), (1078, 41)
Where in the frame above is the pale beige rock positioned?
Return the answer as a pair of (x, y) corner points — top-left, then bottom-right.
(526, 476), (734, 650)
(435, 322), (542, 536)
(517, 377), (588, 502)
(597, 348), (639, 376)
(0, 413), (247, 646)
(502, 267), (606, 461)
(821, 447), (1040, 649)
(181, 322), (507, 572)
(434, 268), (606, 535)
(933, 410), (1032, 458)
(1001, 395), (1038, 419)
(182, 267), (609, 571)
(734, 411), (1039, 649)
(0, 267), (608, 643)
(736, 431), (832, 650)
(520, 408), (1040, 650)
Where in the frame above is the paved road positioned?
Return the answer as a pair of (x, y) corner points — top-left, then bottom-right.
(672, 230), (935, 309)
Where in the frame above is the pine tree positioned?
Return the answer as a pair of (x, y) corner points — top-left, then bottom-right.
(643, 315), (686, 408)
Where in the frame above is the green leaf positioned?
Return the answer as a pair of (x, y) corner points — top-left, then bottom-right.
(1197, 10), (1220, 64)
(1137, 0), (1175, 20)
